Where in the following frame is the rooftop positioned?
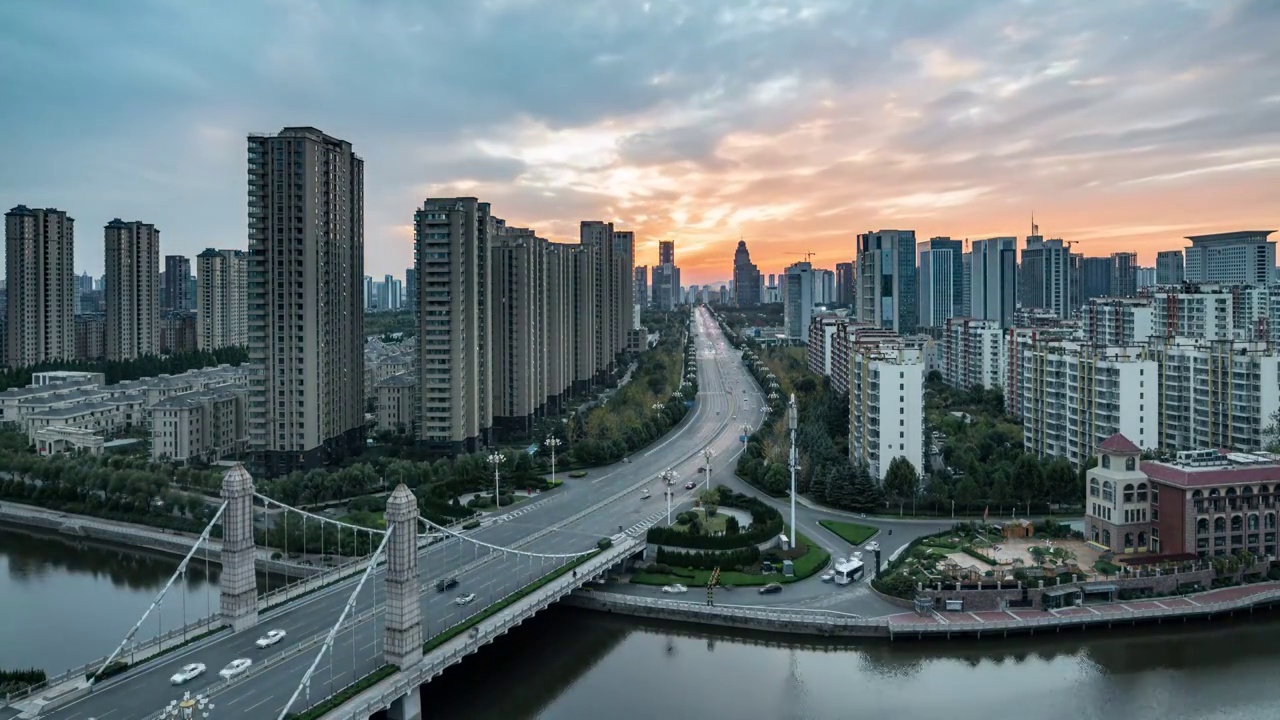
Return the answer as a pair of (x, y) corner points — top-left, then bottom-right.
(26, 401), (118, 420)
(1185, 230), (1276, 244)
(1142, 451), (1280, 488)
(1098, 433), (1141, 455)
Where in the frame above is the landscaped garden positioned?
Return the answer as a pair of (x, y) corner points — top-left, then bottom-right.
(818, 520), (878, 546)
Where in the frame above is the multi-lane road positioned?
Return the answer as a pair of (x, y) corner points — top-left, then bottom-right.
(41, 307), (764, 720)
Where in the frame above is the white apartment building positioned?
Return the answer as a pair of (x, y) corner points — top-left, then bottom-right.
(1148, 284), (1272, 342)
(849, 341), (924, 482)
(1083, 298), (1156, 346)
(942, 318), (1004, 390)
(1184, 230), (1276, 286)
(1151, 338), (1280, 454)
(1016, 338), (1158, 466)
(150, 386), (249, 463)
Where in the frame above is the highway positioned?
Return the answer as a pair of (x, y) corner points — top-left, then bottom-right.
(44, 307), (761, 720)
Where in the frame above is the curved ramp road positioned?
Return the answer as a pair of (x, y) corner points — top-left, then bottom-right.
(43, 308), (761, 720)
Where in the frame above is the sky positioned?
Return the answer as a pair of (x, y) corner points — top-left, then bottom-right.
(1, 0), (1277, 286)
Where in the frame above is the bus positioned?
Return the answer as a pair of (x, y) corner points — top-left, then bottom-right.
(833, 557), (865, 585)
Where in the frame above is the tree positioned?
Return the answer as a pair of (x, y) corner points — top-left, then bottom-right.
(1264, 408), (1280, 453)
(883, 457), (919, 510)
(848, 462), (883, 513)
(725, 515), (740, 535)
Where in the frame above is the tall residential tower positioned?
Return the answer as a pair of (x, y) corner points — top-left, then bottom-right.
(4, 206), (75, 367)
(104, 219), (160, 360)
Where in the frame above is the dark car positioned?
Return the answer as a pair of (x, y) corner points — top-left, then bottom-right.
(684, 481), (697, 490)
(435, 577), (459, 592)
(758, 582), (783, 595)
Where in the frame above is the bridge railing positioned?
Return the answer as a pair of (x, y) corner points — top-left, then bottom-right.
(1, 614), (225, 707)
(323, 538), (642, 719)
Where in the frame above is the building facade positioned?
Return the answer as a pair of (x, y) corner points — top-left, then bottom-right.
(968, 237), (1018, 328)
(1020, 235), (1076, 318)
(917, 237), (963, 329)
(732, 240), (762, 307)
(1156, 250), (1185, 285)
(104, 219), (160, 361)
(856, 230), (917, 334)
(1184, 231), (1276, 286)
(849, 341), (924, 482)
(942, 318), (1004, 390)
(163, 255), (191, 311)
(196, 248), (247, 350)
(1110, 251), (1138, 298)
(784, 261), (815, 342)
(5, 206), (76, 367)
(835, 262), (854, 307)
(247, 127), (365, 473)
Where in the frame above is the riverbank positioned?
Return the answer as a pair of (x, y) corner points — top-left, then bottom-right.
(564, 581), (1280, 640)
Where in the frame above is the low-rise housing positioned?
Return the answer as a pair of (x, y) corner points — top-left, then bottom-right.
(375, 372), (416, 434)
(150, 386), (249, 463)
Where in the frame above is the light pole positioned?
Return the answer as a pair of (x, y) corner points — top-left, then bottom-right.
(161, 691), (214, 719)
(545, 436), (562, 487)
(487, 452), (505, 510)
(740, 423), (752, 444)
(702, 447), (714, 492)
(658, 468), (679, 525)
(788, 393), (798, 549)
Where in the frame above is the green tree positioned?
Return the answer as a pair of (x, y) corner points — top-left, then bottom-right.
(883, 456), (919, 510)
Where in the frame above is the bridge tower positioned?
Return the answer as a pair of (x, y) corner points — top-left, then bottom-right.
(219, 463), (259, 631)
(384, 483), (423, 720)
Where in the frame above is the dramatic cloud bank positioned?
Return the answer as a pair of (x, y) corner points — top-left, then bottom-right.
(1, 0), (1276, 283)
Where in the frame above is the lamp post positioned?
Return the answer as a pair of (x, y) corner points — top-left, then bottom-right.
(788, 393), (798, 549)
(740, 423), (752, 444)
(487, 452), (505, 510)
(658, 468), (679, 525)
(545, 436), (562, 487)
(702, 447), (714, 492)
(161, 691), (214, 719)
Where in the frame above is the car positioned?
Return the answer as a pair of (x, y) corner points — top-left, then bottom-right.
(697, 467), (707, 473)
(640, 489), (651, 499)
(218, 658), (252, 680)
(820, 570), (836, 583)
(170, 663), (206, 685)
(684, 481), (697, 490)
(622, 457), (631, 463)
(435, 577), (459, 592)
(758, 582), (783, 595)
(661, 583), (688, 594)
(255, 629), (287, 648)
(454, 593), (477, 606)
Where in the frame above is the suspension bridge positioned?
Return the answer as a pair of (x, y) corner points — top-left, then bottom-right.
(2, 307), (753, 720)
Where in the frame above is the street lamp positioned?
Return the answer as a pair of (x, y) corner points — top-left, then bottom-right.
(787, 393), (798, 549)
(702, 447), (714, 492)
(487, 452), (505, 510)
(740, 423), (752, 443)
(161, 691), (214, 719)
(658, 468), (679, 525)
(544, 436), (562, 487)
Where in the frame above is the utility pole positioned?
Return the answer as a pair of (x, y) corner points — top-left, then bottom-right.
(788, 393), (798, 549)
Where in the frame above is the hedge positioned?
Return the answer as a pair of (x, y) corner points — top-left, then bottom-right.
(645, 488), (782, 550)
(656, 545), (760, 571)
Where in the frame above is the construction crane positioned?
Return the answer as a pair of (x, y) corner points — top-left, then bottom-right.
(789, 252), (817, 262)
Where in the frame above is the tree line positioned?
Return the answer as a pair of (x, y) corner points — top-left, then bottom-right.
(0, 346), (248, 392)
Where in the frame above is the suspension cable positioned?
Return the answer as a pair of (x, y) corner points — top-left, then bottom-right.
(255, 493), (389, 535)
(418, 515), (598, 559)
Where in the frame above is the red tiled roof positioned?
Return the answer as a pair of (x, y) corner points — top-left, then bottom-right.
(1098, 433), (1141, 454)
(1141, 461), (1280, 488)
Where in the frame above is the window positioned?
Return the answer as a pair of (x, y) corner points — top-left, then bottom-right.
(1125, 457), (1136, 471)
(1102, 455), (1111, 469)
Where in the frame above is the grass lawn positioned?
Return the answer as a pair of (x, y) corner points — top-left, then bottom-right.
(1094, 559), (1122, 576)
(819, 520), (878, 545)
(632, 527), (830, 587)
(672, 509), (727, 535)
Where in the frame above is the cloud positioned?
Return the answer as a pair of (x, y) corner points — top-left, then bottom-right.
(0, 0), (1275, 282)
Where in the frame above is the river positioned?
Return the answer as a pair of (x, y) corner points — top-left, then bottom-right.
(8, 525), (1280, 719)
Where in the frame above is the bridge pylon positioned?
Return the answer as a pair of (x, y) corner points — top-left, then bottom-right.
(384, 483), (423, 668)
(219, 463), (259, 631)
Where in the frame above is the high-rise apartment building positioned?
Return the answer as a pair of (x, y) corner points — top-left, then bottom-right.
(651, 263), (679, 310)
(732, 240), (762, 307)
(104, 219), (160, 361)
(1184, 230), (1276, 286)
(611, 229), (636, 357)
(545, 242), (577, 410)
(490, 229), (546, 439)
(5, 206), (75, 367)
(634, 265), (649, 307)
(968, 237), (1018, 328)
(1156, 250), (1184, 285)
(580, 221), (632, 376)
(835, 262), (854, 307)
(196, 248), (247, 350)
(917, 237), (963, 328)
(163, 255), (191, 311)
(850, 340), (924, 482)
(1110, 252), (1138, 298)
(247, 127), (365, 473)
(856, 230), (918, 334)
(942, 318), (1004, 390)
(783, 261), (814, 341)
(404, 267), (416, 314)
(1078, 256), (1113, 304)
(1020, 235), (1076, 318)
(414, 197), (491, 453)
(659, 239), (674, 265)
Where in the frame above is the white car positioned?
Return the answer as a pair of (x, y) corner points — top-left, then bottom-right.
(169, 663), (206, 685)
(454, 593), (477, 606)
(820, 570), (836, 582)
(255, 629), (287, 648)
(661, 584), (688, 594)
(218, 658), (252, 680)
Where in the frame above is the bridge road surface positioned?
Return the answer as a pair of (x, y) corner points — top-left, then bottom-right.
(42, 308), (760, 720)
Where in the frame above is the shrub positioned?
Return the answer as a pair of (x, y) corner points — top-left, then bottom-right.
(569, 471), (588, 478)
(461, 520), (481, 530)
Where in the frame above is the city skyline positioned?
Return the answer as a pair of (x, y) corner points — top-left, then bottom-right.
(1, 1), (1277, 285)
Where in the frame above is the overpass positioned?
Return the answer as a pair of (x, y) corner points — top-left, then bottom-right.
(6, 306), (766, 720)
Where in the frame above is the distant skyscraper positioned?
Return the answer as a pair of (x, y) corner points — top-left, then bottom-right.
(1110, 252), (1138, 298)
(247, 127), (365, 473)
(651, 263), (678, 310)
(634, 265), (648, 307)
(1184, 231), (1276, 285)
(1156, 250), (1184, 285)
(1078, 256), (1113, 304)
(784, 261), (814, 341)
(856, 229), (917, 334)
(1020, 235), (1076, 318)
(163, 255), (191, 311)
(732, 240), (762, 307)
(405, 267), (416, 314)
(659, 239), (675, 265)
(917, 237), (963, 328)
(835, 262), (854, 307)
(104, 219), (160, 361)
(196, 248), (247, 350)
(5, 206), (75, 367)
(969, 237), (1018, 328)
